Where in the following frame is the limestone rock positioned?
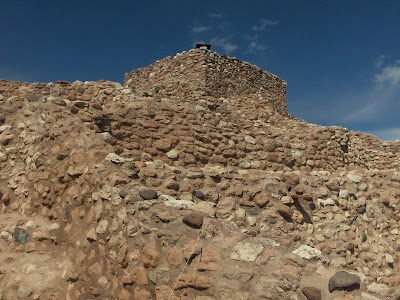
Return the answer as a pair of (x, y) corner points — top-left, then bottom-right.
(360, 293), (381, 300)
(292, 245), (322, 260)
(230, 241), (264, 262)
(166, 149), (179, 159)
(366, 282), (389, 295)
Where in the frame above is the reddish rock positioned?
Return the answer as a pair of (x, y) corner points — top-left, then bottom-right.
(117, 245), (128, 268)
(132, 265), (148, 285)
(193, 245), (221, 271)
(142, 246), (160, 268)
(165, 247), (184, 268)
(133, 287), (152, 300)
(154, 139), (174, 152)
(119, 289), (130, 300)
(381, 197), (390, 207)
(275, 202), (292, 219)
(175, 273), (212, 290)
(267, 152), (278, 162)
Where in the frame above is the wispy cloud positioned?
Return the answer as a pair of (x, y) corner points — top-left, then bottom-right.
(245, 34), (266, 54)
(342, 57), (400, 123)
(367, 127), (400, 141)
(375, 55), (387, 68)
(247, 41), (266, 53)
(210, 36), (238, 54)
(188, 14), (278, 56)
(192, 26), (210, 33)
(209, 13), (224, 19)
(374, 60), (400, 86)
(252, 18), (279, 31)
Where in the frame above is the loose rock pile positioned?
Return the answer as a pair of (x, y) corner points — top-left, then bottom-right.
(0, 49), (399, 299)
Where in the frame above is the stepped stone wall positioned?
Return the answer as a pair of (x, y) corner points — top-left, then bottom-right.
(1, 75), (400, 299)
(124, 48), (288, 115)
(1, 79), (399, 172)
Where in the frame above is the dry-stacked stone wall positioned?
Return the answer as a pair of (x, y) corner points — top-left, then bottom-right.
(124, 50), (208, 99)
(203, 51), (287, 114)
(1, 79), (399, 172)
(124, 48), (287, 115)
(0, 79), (126, 108)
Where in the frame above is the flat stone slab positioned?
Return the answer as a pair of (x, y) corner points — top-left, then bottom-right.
(292, 245), (322, 260)
(105, 153), (133, 164)
(328, 271), (360, 293)
(230, 241), (264, 262)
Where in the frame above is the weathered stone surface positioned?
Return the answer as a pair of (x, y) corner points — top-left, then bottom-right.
(245, 135), (256, 144)
(175, 273), (212, 290)
(328, 271), (361, 293)
(163, 196), (194, 209)
(182, 213), (204, 229)
(347, 173), (362, 183)
(192, 190), (205, 200)
(292, 245), (322, 260)
(166, 149), (179, 159)
(302, 287), (321, 300)
(230, 241), (264, 262)
(360, 292), (381, 300)
(27, 94), (43, 102)
(366, 282), (390, 295)
(139, 189), (158, 200)
(105, 153), (133, 164)
(14, 227), (29, 244)
(276, 202), (292, 218)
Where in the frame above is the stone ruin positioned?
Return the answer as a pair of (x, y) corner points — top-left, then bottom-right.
(0, 48), (399, 299)
(124, 48), (288, 115)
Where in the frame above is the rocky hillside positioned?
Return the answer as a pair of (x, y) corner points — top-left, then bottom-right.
(0, 50), (400, 300)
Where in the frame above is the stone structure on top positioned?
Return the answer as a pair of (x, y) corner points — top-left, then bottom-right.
(124, 47), (288, 115)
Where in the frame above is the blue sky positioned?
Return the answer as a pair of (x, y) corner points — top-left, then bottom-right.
(1, 1), (400, 141)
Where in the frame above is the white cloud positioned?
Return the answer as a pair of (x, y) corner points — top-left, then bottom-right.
(246, 40), (266, 54)
(210, 36), (238, 54)
(252, 18), (279, 31)
(374, 61), (400, 86)
(367, 127), (400, 141)
(192, 26), (210, 33)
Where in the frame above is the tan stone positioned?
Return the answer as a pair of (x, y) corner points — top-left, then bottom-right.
(132, 265), (148, 285)
(142, 246), (160, 268)
(133, 287), (152, 300)
(165, 247), (184, 268)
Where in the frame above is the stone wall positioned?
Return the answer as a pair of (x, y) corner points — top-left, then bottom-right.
(203, 51), (287, 115)
(0, 79), (127, 109)
(124, 48), (287, 115)
(1, 79), (399, 172)
(1, 77), (400, 299)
